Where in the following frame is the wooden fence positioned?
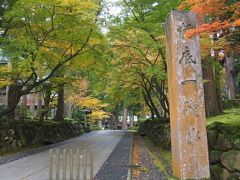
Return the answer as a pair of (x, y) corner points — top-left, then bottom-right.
(49, 148), (93, 180)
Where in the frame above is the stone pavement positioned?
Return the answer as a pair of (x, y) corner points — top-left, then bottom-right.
(0, 130), (132, 180)
(95, 131), (133, 180)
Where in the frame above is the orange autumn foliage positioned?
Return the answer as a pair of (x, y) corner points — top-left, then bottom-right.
(179, 0), (226, 22)
(185, 19), (240, 38)
(179, 0), (240, 38)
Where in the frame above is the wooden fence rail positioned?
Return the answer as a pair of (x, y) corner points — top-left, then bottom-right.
(49, 148), (93, 180)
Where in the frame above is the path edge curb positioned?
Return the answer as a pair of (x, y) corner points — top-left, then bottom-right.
(127, 131), (134, 180)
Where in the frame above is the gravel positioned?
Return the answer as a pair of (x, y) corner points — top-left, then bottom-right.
(133, 136), (164, 180)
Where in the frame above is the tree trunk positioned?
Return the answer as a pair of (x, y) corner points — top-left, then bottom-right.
(140, 103), (146, 119)
(21, 95), (27, 108)
(141, 76), (162, 120)
(39, 88), (51, 122)
(37, 92), (43, 118)
(0, 85), (22, 120)
(64, 100), (72, 118)
(113, 112), (118, 129)
(122, 108), (128, 130)
(54, 85), (65, 121)
(225, 56), (235, 100)
(142, 91), (155, 120)
(202, 59), (223, 116)
(29, 93), (36, 118)
(44, 89), (51, 120)
(152, 77), (169, 117)
(130, 113), (134, 127)
(144, 86), (161, 120)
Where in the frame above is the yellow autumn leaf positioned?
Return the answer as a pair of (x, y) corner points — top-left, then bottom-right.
(90, 110), (110, 120)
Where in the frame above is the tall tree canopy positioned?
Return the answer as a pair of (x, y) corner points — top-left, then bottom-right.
(180, 0), (240, 54)
(0, 0), (102, 119)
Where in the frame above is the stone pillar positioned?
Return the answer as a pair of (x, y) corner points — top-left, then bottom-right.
(166, 11), (210, 179)
(225, 56), (235, 100)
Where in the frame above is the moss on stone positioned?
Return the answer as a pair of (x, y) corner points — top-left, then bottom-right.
(214, 133), (233, 151)
(209, 151), (222, 164)
(221, 150), (240, 172)
(207, 108), (240, 129)
(210, 164), (225, 180)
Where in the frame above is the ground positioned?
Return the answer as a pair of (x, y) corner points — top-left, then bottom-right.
(131, 134), (175, 180)
(0, 130), (132, 180)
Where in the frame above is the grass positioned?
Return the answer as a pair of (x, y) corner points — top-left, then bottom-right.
(206, 108), (240, 127)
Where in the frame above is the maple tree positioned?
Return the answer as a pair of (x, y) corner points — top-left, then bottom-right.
(91, 0), (183, 122)
(0, 0), (102, 119)
(179, 0), (240, 54)
(179, 0), (240, 115)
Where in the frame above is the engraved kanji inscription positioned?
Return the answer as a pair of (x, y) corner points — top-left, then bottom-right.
(182, 99), (200, 117)
(186, 128), (201, 144)
(177, 22), (195, 39)
(179, 46), (196, 64)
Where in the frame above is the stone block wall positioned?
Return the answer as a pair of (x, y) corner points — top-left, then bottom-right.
(138, 119), (171, 150)
(138, 120), (240, 179)
(0, 121), (84, 153)
(207, 122), (240, 179)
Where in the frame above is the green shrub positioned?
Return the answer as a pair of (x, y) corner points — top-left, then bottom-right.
(223, 100), (240, 109)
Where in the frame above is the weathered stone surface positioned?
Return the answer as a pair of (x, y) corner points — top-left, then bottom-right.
(207, 129), (218, 149)
(211, 164), (240, 180)
(214, 133), (233, 151)
(233, 136), (240, 150)
(229, 172), (240, 180)
(0, 121), (84, 153)
(209, 151), (222, 164)
(210, 164), (240, 180)
(210, 164), (230, 180)
(221, 150), (240, 172)
(207, 130), (218, 141)
(166, 11), (209, 179)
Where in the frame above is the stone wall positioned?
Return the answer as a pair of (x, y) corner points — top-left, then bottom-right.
(138, 120), (240, 179)
(138, 119), (171, 150)
(208, 122), (240, 179)
(0, 120), (84, 153)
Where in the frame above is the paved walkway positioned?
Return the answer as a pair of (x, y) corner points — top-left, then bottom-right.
(0, 130), (133, 180)
(95, 132), (132, 180)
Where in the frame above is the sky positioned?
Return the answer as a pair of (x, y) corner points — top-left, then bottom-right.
(100, 0), (123, 33)
(107, 0), (122, 17)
